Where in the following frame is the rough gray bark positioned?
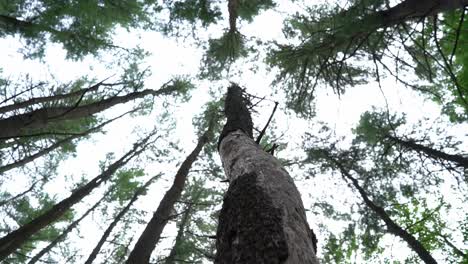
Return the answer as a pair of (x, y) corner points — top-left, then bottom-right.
(126, 127), (212, 264)
(0, 134), (152, 261)
(215, 85), (319, 264)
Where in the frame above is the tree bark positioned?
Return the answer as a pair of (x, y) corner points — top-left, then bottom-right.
(386, 135), (468, 169)
(0, 134), (152, 261)
(326, 152), (438, 264)
(0, 86), (176, 139)
(84, 174), (159, 264)
(126, 128), (211, 264)
(215, 84), (319, 264)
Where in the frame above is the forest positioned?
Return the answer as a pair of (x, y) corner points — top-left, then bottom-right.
(0, 0), (467, 263)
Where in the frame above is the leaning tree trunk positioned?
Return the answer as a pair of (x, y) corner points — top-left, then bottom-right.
(126, 125), (212, 264)
(0, 134), (151, 261)
(215, 84), (319, 264)
(0, 85), (177, 139)
(84, 174), (160, 264)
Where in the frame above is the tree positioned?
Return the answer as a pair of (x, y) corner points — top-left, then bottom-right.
(0, 82), (181, 139)
(215, 84), (319, 263)
(0, 0), (160, 59)
(83, 173), (160, 264)
(302, 117), (466, 263)
(317, 147), (438, 264)
(355, 110), (468, 170)
(1, 0), (467, 263)
(0, 131), (155, 261)
(27, 189), (110, 264)
(126, 120), (214, 264)
(162, 178), (219, 263)
(268, 0), (468, 119)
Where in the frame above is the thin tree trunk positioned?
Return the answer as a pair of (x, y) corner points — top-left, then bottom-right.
(164, 193), (199, 264)
(27, 192), (109, 264)
(386, 135), (468, 169)
(0, 111), (130, 174)
(215, 85), (318, 264)
(126, 127), (212, 264)
(326, 152), (438, 264)
(0, 180), (40, 207)
(0, 81), (101, 114)
(0, 86), (176, 139)
(0, 134), (152, 261)
(84, 174), (160, 264)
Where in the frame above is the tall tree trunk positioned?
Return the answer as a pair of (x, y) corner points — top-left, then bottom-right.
(27, 192), (109, 264)
(84, 174), (160, 264)
(0, 86), (176, 139)
(0, 111), (130, 174)
(215, 85), (318, 264)
(126, 127), (212, 264)
(0, 134), (152, 260)
(386, 135), (468, 169)
(324, 151), (438, 264)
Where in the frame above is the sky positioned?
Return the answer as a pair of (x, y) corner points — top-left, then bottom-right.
(0, 1), (467, 263)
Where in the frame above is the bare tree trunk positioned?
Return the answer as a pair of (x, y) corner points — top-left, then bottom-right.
(386, 135), (468, 169)
(84, 174), (160, 264)
(0, 81), (101, 114)
(0, 134), (152, 261)
(126, 127), (212, 264)
(215, 85), (319, 264)
(0, 86), (176, 139)
(324, 151), (438, 264)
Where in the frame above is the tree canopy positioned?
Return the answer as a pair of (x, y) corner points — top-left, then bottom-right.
(0, 0), (466, 263)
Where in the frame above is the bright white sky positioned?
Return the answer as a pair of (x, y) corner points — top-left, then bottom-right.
(0, 1), (467, 263)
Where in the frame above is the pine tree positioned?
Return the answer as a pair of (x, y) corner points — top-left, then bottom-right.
(215, 84), (319, 263)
